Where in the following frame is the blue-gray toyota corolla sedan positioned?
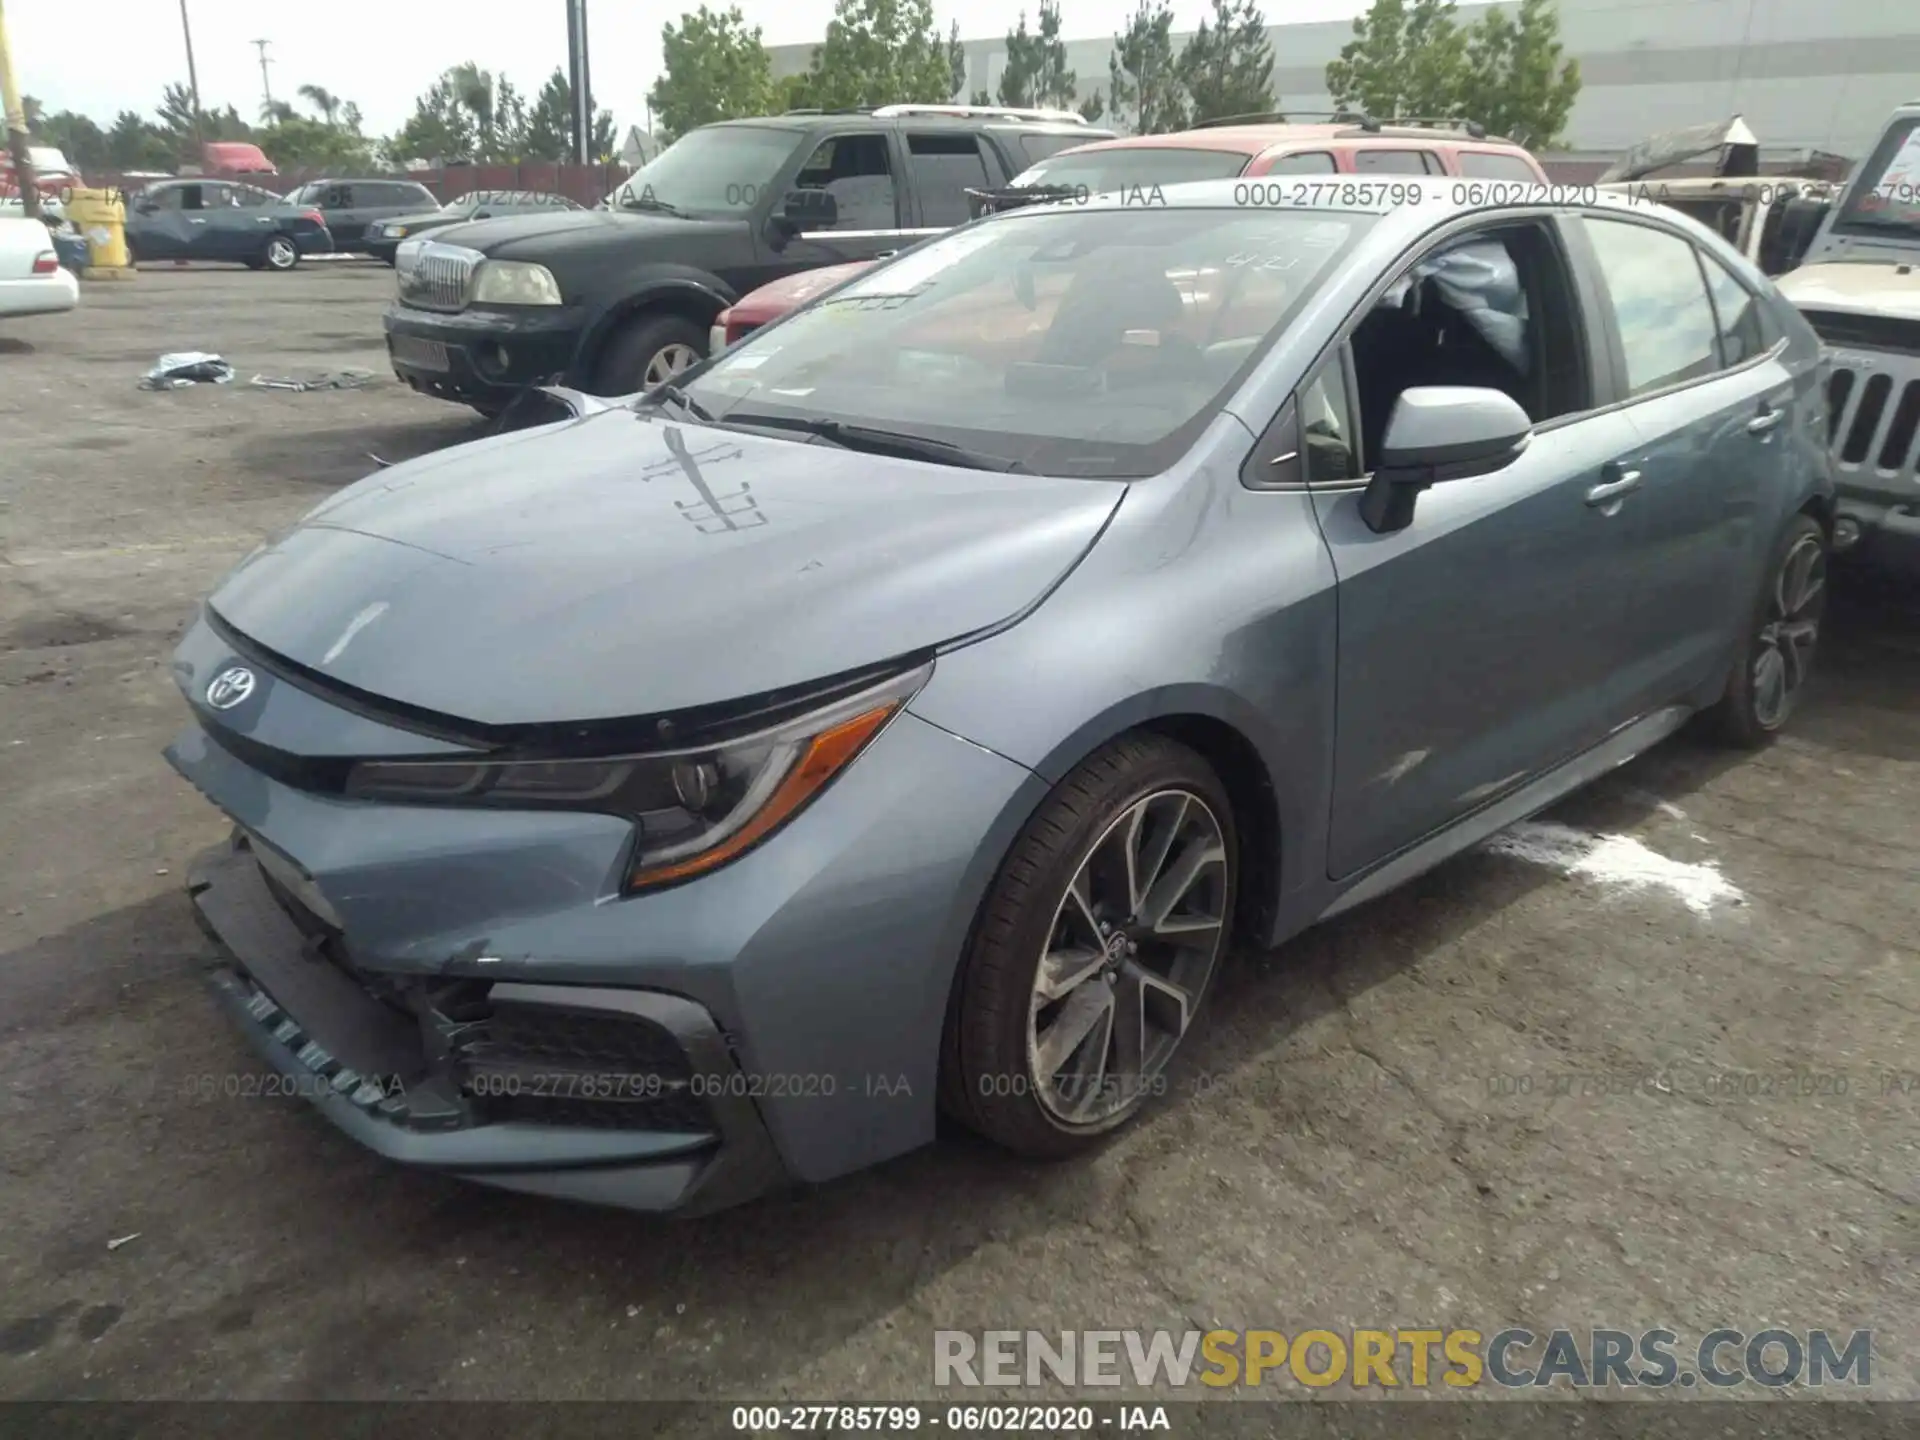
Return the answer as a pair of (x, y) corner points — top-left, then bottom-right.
(167, 178), (1834, 1214)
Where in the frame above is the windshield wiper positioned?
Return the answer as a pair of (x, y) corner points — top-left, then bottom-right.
(637, 382), (714, 422)
(622, 194), (689, 217)
(719, 413), (1028, 473)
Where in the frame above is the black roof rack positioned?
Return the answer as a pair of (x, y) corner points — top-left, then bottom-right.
(1190, 109), (1375, 130)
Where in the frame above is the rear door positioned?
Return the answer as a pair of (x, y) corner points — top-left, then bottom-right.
(1576, 214), (1797, 708)
(321, 183), (370, 246)
(902, 130), (997, 229)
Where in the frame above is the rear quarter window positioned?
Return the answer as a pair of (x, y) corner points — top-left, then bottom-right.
(1458, 151), (1541, 182)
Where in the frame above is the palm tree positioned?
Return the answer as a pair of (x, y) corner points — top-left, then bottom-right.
(261, 99), (296, 125)
(298, 84), (341, 127)
(447, 63), (497, 151)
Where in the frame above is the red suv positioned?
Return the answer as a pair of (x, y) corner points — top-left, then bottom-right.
(712, 117), (1547, 351)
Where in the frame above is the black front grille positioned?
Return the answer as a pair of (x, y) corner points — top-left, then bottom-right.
(1804, 308), (1920, 353)
(454, 998), (712, 1133)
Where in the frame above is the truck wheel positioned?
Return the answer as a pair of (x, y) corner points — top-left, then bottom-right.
(591, 314), (707, 397)
(261, 236), (300, 272)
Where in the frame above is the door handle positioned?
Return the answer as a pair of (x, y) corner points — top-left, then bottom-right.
(874, 249), (898, 260)
(1585, 466), (1642, 508)
(188, 217), (206, 224)
(1747, 405), (1784, 435)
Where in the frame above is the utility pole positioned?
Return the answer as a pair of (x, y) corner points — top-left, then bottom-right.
(252, 39), (273, 115)
(0, 0), (40, 218)
(178, 0), (204, 155)
(566, 0), (592, 164)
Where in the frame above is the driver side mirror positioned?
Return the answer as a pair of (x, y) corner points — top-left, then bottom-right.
(772, 187), (837, 238)
(135, 199), (158, 215)
(1358, 386), (1532, 534)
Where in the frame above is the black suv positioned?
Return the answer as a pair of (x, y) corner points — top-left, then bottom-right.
(285, 178), (441, 254)
(382, 105), (1111, 414)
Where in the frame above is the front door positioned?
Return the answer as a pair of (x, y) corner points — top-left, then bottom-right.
(751, 130), (936, 294)
(1578, 215), (1798, 711)
(1308, 217), (1645, 879)
(131, 187), (194, 258)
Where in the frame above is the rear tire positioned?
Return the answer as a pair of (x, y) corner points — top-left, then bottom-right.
(262, 235), (299, 272)
(1706, 513), (1827, 747)
(590, 314), (707, 397)
(938, 734), (1237, 1159)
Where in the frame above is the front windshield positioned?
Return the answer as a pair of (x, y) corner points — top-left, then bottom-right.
(1837, 117), (1920, 237)
(680, 204), (1371, 477)
(1012, 147), (1252, 192)
(605, 125), (799, 216)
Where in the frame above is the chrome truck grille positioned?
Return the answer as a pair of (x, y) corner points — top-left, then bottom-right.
(1806, 310), (1920, 481)
(397, 242), (480, 312)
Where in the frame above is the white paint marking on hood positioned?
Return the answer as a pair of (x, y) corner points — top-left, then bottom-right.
(321, 601), (390, 666)
(1483, 820), (1743, 916)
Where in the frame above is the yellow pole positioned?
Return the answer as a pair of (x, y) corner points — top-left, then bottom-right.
(0, 0), (42, 220)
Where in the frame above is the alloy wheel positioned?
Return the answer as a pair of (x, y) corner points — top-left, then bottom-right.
(1752, 530), (1825, 730)
(1026, 788), (1229, 1127)
(266, 237), (296, 270)
(644, 343), (701, 388)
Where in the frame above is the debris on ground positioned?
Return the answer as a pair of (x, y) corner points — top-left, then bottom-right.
(247, 369), (378, 393)
(138, 353), (233, 390)
(106, 1233), (141, 1252)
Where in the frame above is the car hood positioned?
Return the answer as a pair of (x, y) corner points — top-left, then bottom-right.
(731, 261), (876, 325)
(1776, 260), (1920, 321)
(439, 208), (737, 260)
(206, 410), (1124, 726)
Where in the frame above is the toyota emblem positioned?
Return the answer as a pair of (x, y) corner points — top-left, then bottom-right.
(205, 666), (257, 711)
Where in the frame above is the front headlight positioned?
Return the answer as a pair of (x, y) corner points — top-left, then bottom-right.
(395, 235), (426, 275)
(386, 224), (408, 238)
(344, 665), (927, 891)
(471, 259), (564, 306)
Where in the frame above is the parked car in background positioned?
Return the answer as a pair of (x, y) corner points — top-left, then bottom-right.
(176, 178), (1831, 1215)
(284, 178), (441, 254)
(712, 117), (1550, 347)
(0, 144), (78, 223)
(125, 180), (333, 270)
(0, 215), (79, 318)
(1776, 98), (1920, 568)
(384, 104), (1113, 414)
(364, 190), (582, 264)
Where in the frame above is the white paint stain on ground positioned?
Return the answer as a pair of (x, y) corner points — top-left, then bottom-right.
(1483, 820), (1744, 917)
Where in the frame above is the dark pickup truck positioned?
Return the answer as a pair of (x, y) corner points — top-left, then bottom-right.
(382, 105), (1109, 414)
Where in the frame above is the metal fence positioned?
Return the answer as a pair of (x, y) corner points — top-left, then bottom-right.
(82, 161), (636, 208)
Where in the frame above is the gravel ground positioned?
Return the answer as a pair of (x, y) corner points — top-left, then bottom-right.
(0, 264), (1915, 1407)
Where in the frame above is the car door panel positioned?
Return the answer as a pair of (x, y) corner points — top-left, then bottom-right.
(1313, 406), (1643, 879)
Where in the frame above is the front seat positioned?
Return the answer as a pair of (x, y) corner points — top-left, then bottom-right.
(1036, 249), (1194, 370)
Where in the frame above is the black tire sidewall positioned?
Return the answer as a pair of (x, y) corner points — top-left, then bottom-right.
(592, 314), (707, 397)
(942, 735), (1237, 1154)
(1716, 513), (1827, 745)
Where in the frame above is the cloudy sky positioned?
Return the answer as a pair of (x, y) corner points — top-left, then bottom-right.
(11, 0), (1369, 138)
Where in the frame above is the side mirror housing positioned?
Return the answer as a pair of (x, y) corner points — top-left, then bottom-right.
(773, 187), (837, 236)
(1358, 386), (1532, 533)
(134, 200), (158, 215)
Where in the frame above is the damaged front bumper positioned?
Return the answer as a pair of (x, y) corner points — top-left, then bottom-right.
(187, 831), (785, 1215)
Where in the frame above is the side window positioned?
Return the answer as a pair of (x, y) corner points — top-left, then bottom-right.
(793, 133), (898, 230)
(1699, 249), (1769, 367)
(179, 184), (209, 210)
(149, 186), (184, 211)
(1458, 152), (1539, 182)
(1265, 151), (1335, 174)
(907, 133), (993, 227)
(1355, 149), (1433, 175)
(1299, 362), (1360, 482)
(1583, 218), (1721, 397)
(1346, 221), (1587, 465)
(323, 184), (351, 208)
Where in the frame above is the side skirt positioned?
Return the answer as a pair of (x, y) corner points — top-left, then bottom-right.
(1313, 704), (1694, 924)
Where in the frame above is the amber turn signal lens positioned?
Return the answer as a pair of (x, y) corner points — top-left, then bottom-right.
(627, 702), (897, 889)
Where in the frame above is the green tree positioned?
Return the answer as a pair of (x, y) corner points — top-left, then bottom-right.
(1324, 0), (1467, 122)
(649, 6), (775, 142)
(948, 22), (969, 100)
(1077, 90), (1106, 123)
(258, 113), (380, 170)
(1109, 0), (1186, 134)
(1458, 0), (1578, 147)
(997, 0), (1078, 109)
(391, 73), (477, 162)
(297, 84), (343, 127)
(1177, 0), (1275, 123)
(525, 68), (616, 159)
(26, 102), (110, 170)
(775, 72), (817, 111)
(155, 82), (255, 155)
(806, 0), (957, 110)
(105, 110), (175, 170)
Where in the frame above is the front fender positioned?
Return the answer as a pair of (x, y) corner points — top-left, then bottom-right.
(570, 265), (738, 383)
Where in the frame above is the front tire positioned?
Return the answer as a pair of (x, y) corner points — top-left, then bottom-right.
(1708, 513), (1827, 747)
(939, 734), (1237, 1158)
(591, 314), (707, 397)
(262, 235), (299, 272)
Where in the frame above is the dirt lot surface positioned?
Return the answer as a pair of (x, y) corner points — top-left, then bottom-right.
(0, 265), (1915, 1407)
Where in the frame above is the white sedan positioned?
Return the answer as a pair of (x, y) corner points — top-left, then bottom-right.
(0, 215), (78, 319)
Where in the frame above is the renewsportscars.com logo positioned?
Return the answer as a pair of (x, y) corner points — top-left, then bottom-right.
(934, 1327), (1874, 1390)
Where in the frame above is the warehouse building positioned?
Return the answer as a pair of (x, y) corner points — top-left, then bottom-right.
(768, 0), (1919, 163)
